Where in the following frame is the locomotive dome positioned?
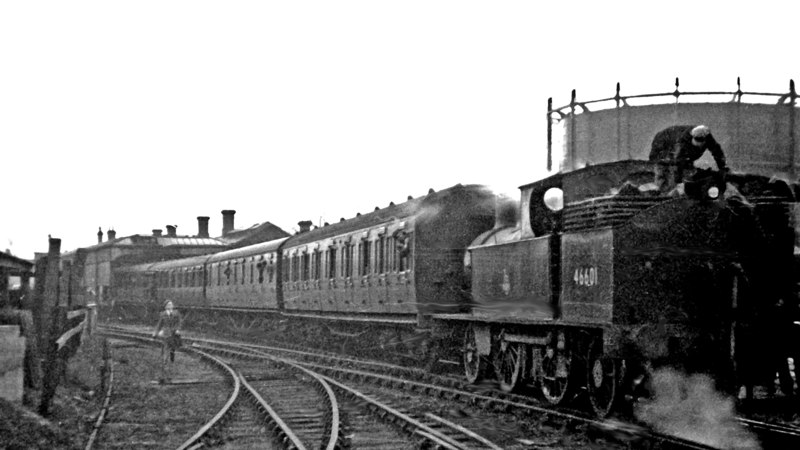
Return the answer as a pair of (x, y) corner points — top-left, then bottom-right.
(547, 78), (800, 180)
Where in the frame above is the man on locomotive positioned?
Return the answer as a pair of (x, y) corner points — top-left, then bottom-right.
(649, 125), (727, 192)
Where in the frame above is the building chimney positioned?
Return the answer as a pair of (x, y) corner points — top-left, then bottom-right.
(197, 216), (210, 238)
(297, 220), (312, 234)
(221, 210), (236, 236)
(97, 227), (103, 244)
(107, 229), (117, 240)
(166, 225), (177, 237)
(152, 229), (163, 237)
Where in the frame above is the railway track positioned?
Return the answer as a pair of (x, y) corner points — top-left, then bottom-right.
(101, 327), (504, 449)
(100, 323), (800, 449)
(99, 332), (284, 449)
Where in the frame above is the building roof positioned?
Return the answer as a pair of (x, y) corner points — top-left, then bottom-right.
(217, 221), (290, 248)
(0, 252), (34, 272)
(80, 234), (227, 250)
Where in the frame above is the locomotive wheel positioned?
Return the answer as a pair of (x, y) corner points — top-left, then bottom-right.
(540, 347), (572, 405)
(586, 342), (620, 417)
(463, 327), (487, 384)
(498, 342), (525, 392)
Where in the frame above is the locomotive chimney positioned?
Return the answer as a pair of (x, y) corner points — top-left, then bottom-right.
(166, 225), (177, 237)
(197, 216), (210, 238)
(97, 227), (103, 244)
(494, 194), (518, 229)
(297, 220), (312, 234)
(221, 210), (236, 236)
(107, 229), (117, 240)
(152, 229), (163, 237)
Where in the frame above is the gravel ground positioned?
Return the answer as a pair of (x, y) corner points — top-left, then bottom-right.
(1, 333), (234, 449)
(90, 339), (231, 449)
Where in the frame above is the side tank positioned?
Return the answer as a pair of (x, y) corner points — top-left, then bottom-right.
(466, 160), (655, 323)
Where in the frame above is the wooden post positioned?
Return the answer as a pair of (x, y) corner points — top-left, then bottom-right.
(38, 238), (62, 416)
(100, 338), (109, 394)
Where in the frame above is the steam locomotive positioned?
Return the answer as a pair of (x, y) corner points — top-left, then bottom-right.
(109, 158), (798, 416)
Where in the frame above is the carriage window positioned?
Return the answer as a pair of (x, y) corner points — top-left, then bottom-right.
(313, 250), (321, 280)
(361, 240), (371, 275)
(302, 253), (310, 281)
(242, 259), (247, 285)
(257, 257), (266, 284)
(328, 247), (337, 279)
(292, 255), (300, 282)
(282, 256), (290, 282)
(217, 264), (222, 286)
(388, 240), (395, 272)
(267, 257), (274, 283)
(226, 262), (232, 285)
(394, 231), (411, 272)
(378, 237), (386, 274)
(344, 243), (353, 278)
(250, 259), (254, 284)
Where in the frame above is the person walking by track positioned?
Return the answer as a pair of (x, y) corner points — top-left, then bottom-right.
(152, 300), (183, 383)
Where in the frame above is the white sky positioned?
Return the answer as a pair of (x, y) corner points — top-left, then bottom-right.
(1, 1), (798, 259)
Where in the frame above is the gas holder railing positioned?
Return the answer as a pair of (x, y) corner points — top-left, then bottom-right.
(545, 77), (799, 171)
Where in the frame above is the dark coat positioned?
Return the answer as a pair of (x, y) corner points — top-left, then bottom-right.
(649, 125), (726, 172)
(154, 310), (182, 337)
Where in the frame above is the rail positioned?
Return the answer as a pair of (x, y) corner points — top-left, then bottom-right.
(546, 78), (799, 170)
(192, 342), (344, 450)
(174, 348), (241, 450)
(84, 339), (113, 450)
